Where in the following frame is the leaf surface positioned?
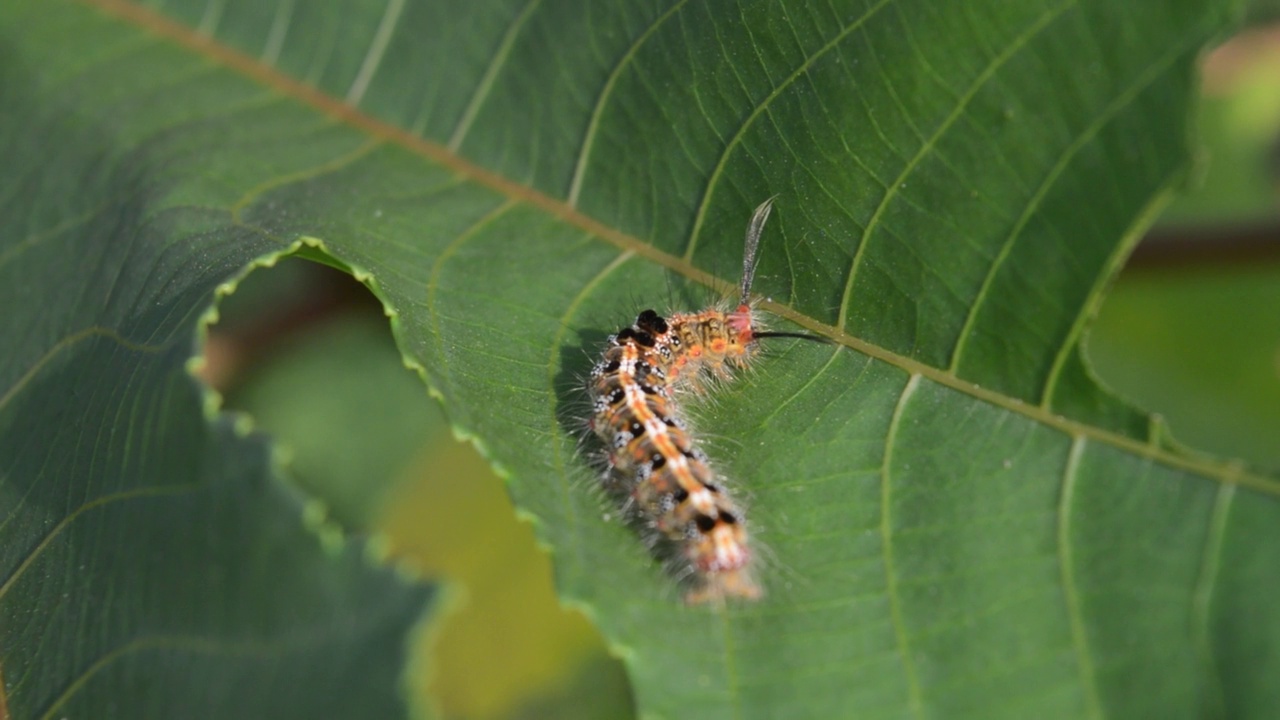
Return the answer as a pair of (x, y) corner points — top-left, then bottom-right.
(0, 4), (438, 717)
(3, 1), (1278, 718)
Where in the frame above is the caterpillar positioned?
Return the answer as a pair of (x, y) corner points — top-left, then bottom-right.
(587, 199), (817, 604)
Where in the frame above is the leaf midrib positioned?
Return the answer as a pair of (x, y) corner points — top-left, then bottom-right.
(74, 0), (1280, 499)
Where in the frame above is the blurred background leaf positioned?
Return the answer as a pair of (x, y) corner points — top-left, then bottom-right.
(1089, 21), (1280, 471)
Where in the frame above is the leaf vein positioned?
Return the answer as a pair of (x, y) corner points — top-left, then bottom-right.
(259, 0), (295, 64)
(950, 11), (1197, 375)
(1057, 436), (1104, 720)
(881, 372), (924, 719)
(447, 0), (544, 151)
(682, 0), (897, 262)
(0, 327), (171, 413)
(344, 0), (405, 106)
(1191, 479), (1236, 718)
(424, 198), (523, 394)
(838, 0), (1075, 330)
(0, 484), (198, 603)
(567, 0), (689, 206)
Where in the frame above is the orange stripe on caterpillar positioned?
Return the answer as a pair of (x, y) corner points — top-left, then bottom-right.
(586, 199), (783, 604)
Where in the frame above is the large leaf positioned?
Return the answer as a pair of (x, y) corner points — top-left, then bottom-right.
(4, 1), (1279, 718)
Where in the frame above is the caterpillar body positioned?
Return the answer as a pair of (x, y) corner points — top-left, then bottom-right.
(587, 199), (803, 604)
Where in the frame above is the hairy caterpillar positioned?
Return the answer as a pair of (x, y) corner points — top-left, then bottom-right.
(587, 199), (817, 604)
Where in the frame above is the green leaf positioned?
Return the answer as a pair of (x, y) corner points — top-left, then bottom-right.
(0, 8), (438, 716)
(4, 1), (1277, 719)
(0, 290), (436, 717)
